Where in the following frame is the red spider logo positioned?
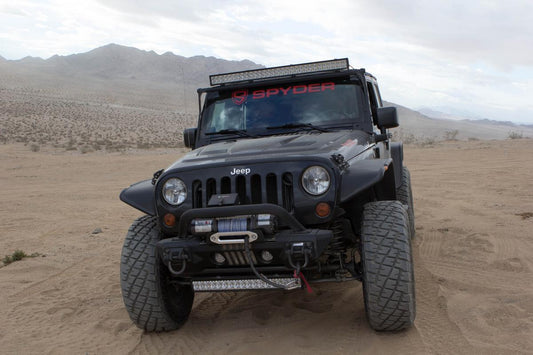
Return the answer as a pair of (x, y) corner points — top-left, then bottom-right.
(232, 89), (248, 105)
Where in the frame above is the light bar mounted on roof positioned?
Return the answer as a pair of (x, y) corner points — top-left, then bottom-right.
(209, 58), (350, 86)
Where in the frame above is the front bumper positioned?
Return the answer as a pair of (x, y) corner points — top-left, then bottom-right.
(156, 204), (333, 287)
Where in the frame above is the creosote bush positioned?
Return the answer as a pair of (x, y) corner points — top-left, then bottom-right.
(508, 131), (523, 139)
(2, 250), (41, 266)
(443, 130), (459, 141)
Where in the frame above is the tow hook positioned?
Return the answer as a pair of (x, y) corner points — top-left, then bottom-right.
(287, 242), (313, 270)
(164, 248), (189, 275)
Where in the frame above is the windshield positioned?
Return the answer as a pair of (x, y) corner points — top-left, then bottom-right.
(201, 78), (363, 135)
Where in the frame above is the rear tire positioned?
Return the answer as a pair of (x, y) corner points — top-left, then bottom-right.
(120, 215), (194, 332)
(361, 201), (416, 331)
(396, 167), (415, 238)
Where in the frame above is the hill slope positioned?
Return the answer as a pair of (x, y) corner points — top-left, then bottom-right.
(10, 43), (261, 85)
(387, 101), (533, 141)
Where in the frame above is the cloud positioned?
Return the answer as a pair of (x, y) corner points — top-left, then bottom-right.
(0, 0), (532, 122)
(94, 0), (228, 23)
(0, 4), (29, 16)
(306, 0), (533, 69)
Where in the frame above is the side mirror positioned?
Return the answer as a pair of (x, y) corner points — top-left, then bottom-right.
(183, 128), (197, 148)
(377, 107), (399, 129)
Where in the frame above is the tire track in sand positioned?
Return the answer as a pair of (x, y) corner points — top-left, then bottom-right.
(411, 234), (476, 354)
(132, 291), (240, 354)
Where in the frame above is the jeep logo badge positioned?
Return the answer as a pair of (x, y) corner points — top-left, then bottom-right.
(230, 167), (251, 175)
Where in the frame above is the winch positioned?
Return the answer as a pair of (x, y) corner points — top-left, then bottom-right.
(189, 214), (277, 236)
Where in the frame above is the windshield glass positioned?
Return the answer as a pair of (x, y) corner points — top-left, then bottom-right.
(201, 78), (363, 135)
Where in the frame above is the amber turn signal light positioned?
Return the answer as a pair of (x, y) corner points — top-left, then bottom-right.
(163, 213), (176, 227)
(315, 202), (331, 217)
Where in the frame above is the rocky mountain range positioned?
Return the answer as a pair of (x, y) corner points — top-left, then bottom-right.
(6, 43), (262, 86)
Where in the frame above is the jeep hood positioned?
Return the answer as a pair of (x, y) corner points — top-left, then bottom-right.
(168, 130), (373, 171)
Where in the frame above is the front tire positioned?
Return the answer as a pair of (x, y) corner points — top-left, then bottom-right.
(396, 167), (415, 238)
(120, 215), (194, 332)
(361, 201), (416, 331)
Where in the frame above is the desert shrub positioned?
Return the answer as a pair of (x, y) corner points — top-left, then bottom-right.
(393, 129), (416, 144)
(30, 143), (40, 152)
(2, 250), (42, 266)
(508, 131), (523, 139)
(137, 141), (151, 149)
(468, 137), (479, 141)
(79, 145), (94, 154)
(2, 250), (27, 265)
(420, 137), (436, 147)
(443, 130), (459, 141)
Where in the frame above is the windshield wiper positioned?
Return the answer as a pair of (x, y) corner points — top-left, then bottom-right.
(266, 123), (331, 133)
(205, 129), (257, 138)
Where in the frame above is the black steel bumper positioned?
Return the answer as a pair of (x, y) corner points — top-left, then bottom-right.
(156, 204), (333, 278)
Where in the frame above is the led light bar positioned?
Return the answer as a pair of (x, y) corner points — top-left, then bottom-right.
(209, 58), (349, 86)
(192, 278), (301, 291)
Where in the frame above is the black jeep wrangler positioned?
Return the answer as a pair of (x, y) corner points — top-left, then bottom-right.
(119, 59), (415, 332)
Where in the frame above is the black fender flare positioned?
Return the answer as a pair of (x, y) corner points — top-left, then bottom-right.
(119, 180), (156, 216)
(390, 142), (403, 188)
(339, 158), (395, 203)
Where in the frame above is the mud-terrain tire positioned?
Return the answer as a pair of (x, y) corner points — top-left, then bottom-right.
(396, 167), (415, 238)
(361, 200), (416, 331)
(120, 215), (194, 332)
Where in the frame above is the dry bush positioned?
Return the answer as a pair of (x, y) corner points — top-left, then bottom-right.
(419, 137), (436, 147)
(508, 131), (523, 139)
(2, 250), (41, 266)
(443, 129), (459, 141)
(392, 129), (417, 144)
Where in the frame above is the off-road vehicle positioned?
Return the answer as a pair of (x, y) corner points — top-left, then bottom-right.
(119, 59), (415, 332)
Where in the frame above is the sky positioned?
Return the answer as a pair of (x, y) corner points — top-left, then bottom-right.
(1, 0), (532, 123)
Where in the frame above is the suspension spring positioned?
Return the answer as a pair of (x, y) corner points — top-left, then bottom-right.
(328, 219), (346, 253)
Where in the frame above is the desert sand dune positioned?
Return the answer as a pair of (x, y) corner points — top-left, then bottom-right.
(1, 139), (532, 354)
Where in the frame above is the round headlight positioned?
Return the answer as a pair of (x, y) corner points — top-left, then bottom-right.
(302, 166), (330, 195)
(162, 178), (187, 205)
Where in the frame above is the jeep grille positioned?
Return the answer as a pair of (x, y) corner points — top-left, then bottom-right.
(192, 172), (294, 212)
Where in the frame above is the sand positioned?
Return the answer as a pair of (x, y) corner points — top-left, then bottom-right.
(1, 139), (532, 354)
